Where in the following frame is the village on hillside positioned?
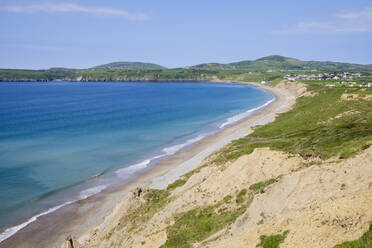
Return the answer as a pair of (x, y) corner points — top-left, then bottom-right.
(283, 72), (372, 87)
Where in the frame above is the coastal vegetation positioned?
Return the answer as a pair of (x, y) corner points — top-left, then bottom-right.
(74, 78), (372, 248)
(104, 162), (285, 247)
(333, 223), (372, 248)
(256, 230), (289, 248)
(160, 192), (252, 248)
(116, 189), (170, 234)
(4, 63), (371, 247)
(212, 85), (372, 164)
(249, 177), (280, 194)
(157, 80), (372, 247)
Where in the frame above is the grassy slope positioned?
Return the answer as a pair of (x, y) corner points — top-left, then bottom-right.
(91, 62), (166, 70)
(160, 82), (372, 247)
(213, 85), (372, 165)
(160, 179), (280, 248)
(191, 55), (372, 71)
(93, 80), (371, 247)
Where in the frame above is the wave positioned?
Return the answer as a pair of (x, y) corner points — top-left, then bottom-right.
(0, 96), (274, 244)
(219, 98), (275, 129)
(115, 99), (274, 181)
(80, 184), (108, 200)
(0, 200), (73, 243)
(162, 135), (205, 156)
(115, 135), (206, 178)
(115, 154), (163, 178)
(0, 184), (108, 244)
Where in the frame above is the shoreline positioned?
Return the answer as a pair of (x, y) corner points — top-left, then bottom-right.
(0, 81), (298, 248)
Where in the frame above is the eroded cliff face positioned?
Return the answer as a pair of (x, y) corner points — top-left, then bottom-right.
(72, 144), (372, 248)
(210, 146), (372, 248)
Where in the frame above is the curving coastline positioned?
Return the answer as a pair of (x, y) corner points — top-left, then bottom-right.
(0, 81), (299, 248)
(72, 81), (300, 248)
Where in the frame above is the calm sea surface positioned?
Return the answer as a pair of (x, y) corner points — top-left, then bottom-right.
(0, 82), (273, 240)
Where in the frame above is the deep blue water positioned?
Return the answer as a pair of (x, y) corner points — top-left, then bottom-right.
(0, 81), (273, 240)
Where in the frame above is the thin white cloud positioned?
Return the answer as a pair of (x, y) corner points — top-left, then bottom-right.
(336, 6), (372, 20)
(273, 6), (372, 34)
(0, 3), (149, 20)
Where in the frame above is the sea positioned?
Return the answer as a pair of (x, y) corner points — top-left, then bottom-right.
(0, 81), (274, 242)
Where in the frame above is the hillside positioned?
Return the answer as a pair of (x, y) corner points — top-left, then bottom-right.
(91, 62), (166, 70)
(188, 63), (235, 70)
(1, 56), (372, 82)
(190, 55), (372, 71)
(66, 81), (372, 248)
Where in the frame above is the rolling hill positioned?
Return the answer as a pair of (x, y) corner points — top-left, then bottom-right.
(189, 55), (372, 71)
(91, 62), (166, 70)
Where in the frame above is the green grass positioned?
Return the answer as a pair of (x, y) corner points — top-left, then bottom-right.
(236, 189), (248, 204)
(160, 190), (253, 248)
(160, 205), (245, 248)
(334, 223), (372, 248)
(161, 179), (275, 247)
(249, 178), (278, 193)
(104, 81), (372, 247)
(268, 77), (283, 86)
(256, 230), (289, 248)
(116, 189), (170, 232)
(212, 86), (372, 164)
(159, 83), (372, 248)
(166, 164), (208, 191)
(166, 178), (187, 191)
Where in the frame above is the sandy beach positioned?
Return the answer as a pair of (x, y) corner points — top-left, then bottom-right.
(0, 81), (300, 248)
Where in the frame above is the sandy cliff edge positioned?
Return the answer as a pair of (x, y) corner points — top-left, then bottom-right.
(74, 81), (321, 248)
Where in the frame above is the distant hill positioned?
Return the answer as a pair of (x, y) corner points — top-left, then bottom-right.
(189, 55), (372, 71)
(188, 63), (234, 70)
(91, 62), (166, 70)
(47, 67), (80, 72)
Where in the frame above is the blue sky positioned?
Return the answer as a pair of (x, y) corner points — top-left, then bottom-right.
(0, 0), (371, 69)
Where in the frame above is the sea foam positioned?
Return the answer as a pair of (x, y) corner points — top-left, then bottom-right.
(0, 200), (73, 243)
(0, 184), (109, 243)
(115, 135), (206, 178)
(219, 98), (275, 129)
(162, 135), (205, 156)
(80, 184), (108, 200)
(0, 88), (274, 244)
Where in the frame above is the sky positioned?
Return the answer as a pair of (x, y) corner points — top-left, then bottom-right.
(0, 0), (372, 69)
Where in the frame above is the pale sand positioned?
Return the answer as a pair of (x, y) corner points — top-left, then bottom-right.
(0, 81), (299, 248)
(72, 81), (304, 247)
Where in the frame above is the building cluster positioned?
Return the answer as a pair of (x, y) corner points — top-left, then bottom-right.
(284, 72), (362, 81)
(325, 82), (372, 88)
(283, 72), (372, 88)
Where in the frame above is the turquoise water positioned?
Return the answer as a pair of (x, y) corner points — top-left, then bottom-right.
(0, 82), (273, 241)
